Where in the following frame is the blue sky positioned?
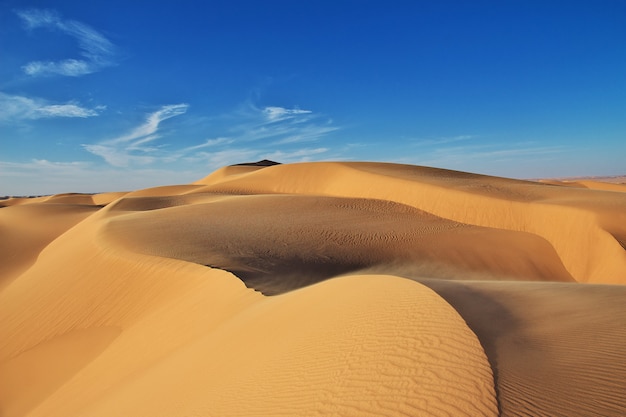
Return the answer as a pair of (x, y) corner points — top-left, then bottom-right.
(1, 0), (625, 195)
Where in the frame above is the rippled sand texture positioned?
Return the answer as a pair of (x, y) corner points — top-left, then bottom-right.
(1, 161), (625, 417)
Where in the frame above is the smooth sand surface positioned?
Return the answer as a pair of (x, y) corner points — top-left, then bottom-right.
(538, 175), (626, 193)
(1, 161), (625, 416)
(0, 201), (101, 289)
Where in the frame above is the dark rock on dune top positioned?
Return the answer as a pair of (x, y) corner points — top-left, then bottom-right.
(232, 159), (281, 167)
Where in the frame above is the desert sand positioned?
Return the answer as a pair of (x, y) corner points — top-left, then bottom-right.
(1, 161), (625, 416)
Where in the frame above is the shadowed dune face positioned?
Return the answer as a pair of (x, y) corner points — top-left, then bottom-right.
(1, 161), (625, 417)
(192, 162), (626, 284)
(418, 279), (626, 417)
(102, 194), (574, 295)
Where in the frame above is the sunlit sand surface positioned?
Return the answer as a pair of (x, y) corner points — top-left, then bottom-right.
(1, 161), (625, 416)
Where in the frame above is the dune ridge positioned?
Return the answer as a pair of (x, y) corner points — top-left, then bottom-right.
(0, 202), (101, 289)
(0, 205), (497, 417)
(1, 161), (625, 416)
(68, 277), (498, 417)
(194, 162), (626, 284)
(0, 204), (260, 416)
(101, 193), (575, 295)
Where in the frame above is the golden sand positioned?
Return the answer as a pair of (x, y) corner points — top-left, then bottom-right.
(1, 161), (625, 416)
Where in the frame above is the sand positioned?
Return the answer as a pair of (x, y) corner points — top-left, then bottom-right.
(1, 161), (625, 416)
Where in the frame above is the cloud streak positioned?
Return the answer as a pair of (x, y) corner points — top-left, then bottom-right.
(406, 140), (569, 178)
(16, 8), (116, 77)
(411, 135), (478, 146)
(83, 104), (189, 167)
(81, 103), (340, 170)
(262, 147), (329, 161)
(107, 104), (190, 144)
(232, 104), (340, 144)
(263, 106), (312, 122)
(0, 92), (104, 122)
(181, 137), (234, 153)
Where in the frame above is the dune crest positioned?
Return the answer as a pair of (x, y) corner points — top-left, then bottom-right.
(102, 193), (575, 295)
(71, 277), (498, 417)
(0, 202), (101, 290)
(194, 162), (626, 284)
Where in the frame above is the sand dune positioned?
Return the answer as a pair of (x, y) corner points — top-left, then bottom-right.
(574, 180), (626, 193)
(539, 176), (626, 192)
(69, 276), (497, 417)
(103, 193), (574, 295)
(1, 161), (625, 416)
(0, 202), (100, 289)
(194, 162), (626, 283)
(419, 279), (626, 416)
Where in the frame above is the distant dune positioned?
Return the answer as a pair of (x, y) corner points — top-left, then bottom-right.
(1, 161), (625, 416)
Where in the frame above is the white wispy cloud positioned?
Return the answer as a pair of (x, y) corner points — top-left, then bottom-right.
(179, 104), (339, 165)
(181, 137), (234, 152)
(80, 103), (339, 170)
(187, 146), (331, 168)
(0, 92), (104, 122)
(407, 141), (568, 177)
(81, 144), (157, 167)
(426, 143), (566, 162)
(262, 147), (329, 161)
(107, 104), (189, 144)
(232, 104), (339, 144)
(271, 124), (339, 144)
(263, 106), (312, 122)
(82, 104), (189, 167)
(411, 134), (477, 146)
(16, 8), (116, 77)
(188, 148), (261, 167)
(36, 104), (105, 118)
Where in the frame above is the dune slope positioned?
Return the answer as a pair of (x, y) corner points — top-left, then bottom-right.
(73, 276), (498, 417)
(103, 193), (574, 295)
(195, 162), (626, 284)
(0, 205), (497, 417)
(419, 279), (626, 417)
(0, 202), (100, 290)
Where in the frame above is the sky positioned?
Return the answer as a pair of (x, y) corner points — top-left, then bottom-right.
(1, 0), (625, 195)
